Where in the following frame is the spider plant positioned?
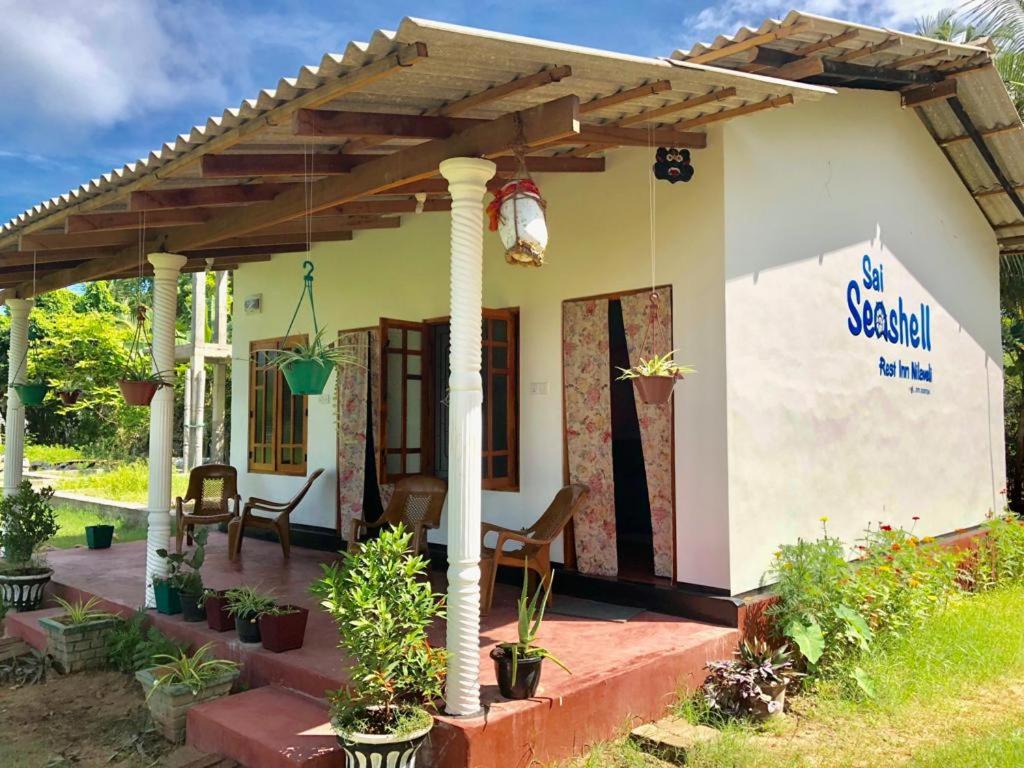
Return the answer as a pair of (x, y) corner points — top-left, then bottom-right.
(616, 350), (695, 380)
(148, 642), (239, 697)
(119, 355), (172, 385)
(497, 562), (570, 686)
(264, 328), (361, 372)
(224, 585), (277, 620)
(53, 595), (116, 625)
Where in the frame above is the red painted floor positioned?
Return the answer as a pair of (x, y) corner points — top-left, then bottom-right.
(11, 533), (738, 767)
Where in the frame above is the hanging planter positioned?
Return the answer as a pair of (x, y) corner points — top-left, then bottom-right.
(58, 389), (81, 406)
(617, 350), (694, 406)
(118, 305), (171, 407)
(487, 148), (548, 267)
(12, 382), (48, 406)
(264, 262), (359, 397)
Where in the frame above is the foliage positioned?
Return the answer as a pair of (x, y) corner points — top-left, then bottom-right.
(966, 513), (1024, 587)
(0, 481), (57, 569)
(224, 584), (277, 619)
(497, 562), (570, 685)
(53, 595), (115, 625)
(56, 461), (188, 504)
(310, 524), (445, 736)
(155, 527), (207, 594)
(106, 610), (186, 673)
(616, 349), (695, 380)
(148, 642), (238, 697)
(767, 518), (962, 693)
(264, 327), (362, 372)
(0, 650), (50, 688)
(701, 639), (797, 718)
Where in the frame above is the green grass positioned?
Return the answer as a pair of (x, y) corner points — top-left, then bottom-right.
(557, 585), (1024, 768)
(55, 460), (188, 504)
(45, 506), (148, 550)
(0, 444), (88, 465)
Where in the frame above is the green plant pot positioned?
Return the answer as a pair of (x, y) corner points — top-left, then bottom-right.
(12, 383), (49, 406)
(281, 359), (335, 396)
(153, 581), (182, 615)
(85, 524), (115, 549)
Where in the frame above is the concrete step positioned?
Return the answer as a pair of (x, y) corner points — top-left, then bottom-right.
(187, 685), (342, 768)
(3, 607), (60, 651)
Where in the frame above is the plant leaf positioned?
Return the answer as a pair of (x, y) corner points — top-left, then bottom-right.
(852, 666), (875, 699)
(785, 617), (825, 666)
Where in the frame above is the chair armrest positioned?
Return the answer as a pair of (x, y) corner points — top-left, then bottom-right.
(246, 497), (291, 511)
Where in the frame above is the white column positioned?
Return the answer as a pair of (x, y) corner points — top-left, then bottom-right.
(189, 271), (207, 468)
(182, 371), (192, 470)
(4, 298), (33, 497)
(145, 253), (187, 607)
(440, 157), (495, 717)
(210, 271), (228, 463)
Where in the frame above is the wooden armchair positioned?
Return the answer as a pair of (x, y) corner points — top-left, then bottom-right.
(234, 469), (324, 559)
(480, 484), (589, 614)
(175, 464), (241, 558)
(348, 476), (446, 556)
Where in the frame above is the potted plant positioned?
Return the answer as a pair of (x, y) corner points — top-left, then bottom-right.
(701, 639), (798, 720)
(39, 595), (118, 673)
(0, 482), (58, 612)
(137, 642), (239, 742)
(12, 380), (49, 407)
(311, 524), (446, 767)
(259, 604), (310, 653)
(153, 528), (208, 620)
(202, 588), (235, 632)
(616, 350), (695, 405)
(56, 369), (91, 406)
(490, 562), (570, 700)
(118, 357), (170, 407)
(85, 523), (115, 549)
(225, 585), (277, 643)
(266, 328), (360, 397)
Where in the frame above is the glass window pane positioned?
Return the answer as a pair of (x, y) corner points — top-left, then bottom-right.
(493, 455), (508, 478)
(281, 393), (293, 441)
(406, 379), (421, 450)
(408, 355), (421, 375)
(493, 375), (508, 450)
(491, 345), (507, 368)
(407, 330), (422, 351)
(280, 447), (293, 465)
(294, 448), (304, 466)
(293, 397), (304, 441)
(386, 353), (403, 449)
(387, 452), (402, 474)
(407, 453), (421, 473)
(388, 327), (403, 347)
(492, 320), (507, 342)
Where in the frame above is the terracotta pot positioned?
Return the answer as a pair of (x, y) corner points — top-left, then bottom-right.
(259, 606), (309, 653)
(633, 375), (677, 405)
(204, 591), (234, 632)
(118, 379), (161, 406)
(58, 389), (81, 406)
(490, 646), (543, 700)
(338, 709), (433, 768)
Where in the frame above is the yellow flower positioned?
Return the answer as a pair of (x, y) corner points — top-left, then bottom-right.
(773, 550), (782, 559)
(783, 562), (794, 570)
(819, 516), (829, 523)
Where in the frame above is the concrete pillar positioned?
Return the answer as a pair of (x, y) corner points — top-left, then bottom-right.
(3, 298), (33, 497)
(210, 271), (228, 463)
(182, 371), (192, 470)
(145, 253), (187, 607)
(439, 157), (495, 716)
(188, 271), (207, 468)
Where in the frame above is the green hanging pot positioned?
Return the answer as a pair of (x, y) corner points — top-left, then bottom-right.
(13, 383), (49, 406)
(281, 358), (335, 396)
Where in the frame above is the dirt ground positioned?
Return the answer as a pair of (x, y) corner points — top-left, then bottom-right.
(0, 668), (176, 768)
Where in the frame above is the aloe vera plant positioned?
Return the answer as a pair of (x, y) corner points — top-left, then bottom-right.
(498, 562), (570, 686)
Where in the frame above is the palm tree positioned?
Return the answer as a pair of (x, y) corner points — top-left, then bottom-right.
(966, 0), (1024, 52)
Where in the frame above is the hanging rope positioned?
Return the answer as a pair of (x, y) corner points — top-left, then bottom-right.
(639, 122), (661, 359)
(283, 260), (322, 345)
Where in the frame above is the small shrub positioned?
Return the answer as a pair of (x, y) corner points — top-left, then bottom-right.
(969, 514), (1024, 588)
(0, 482), (58, 571)
(106, 610), (186, 673)
(701, 639), (798, 719)
(148, 642), (238, 697)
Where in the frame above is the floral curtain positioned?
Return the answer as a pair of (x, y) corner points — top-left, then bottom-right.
(620, 288), (674, 578)
(562, 298), (618, 577)
(336, 330), (373, 538)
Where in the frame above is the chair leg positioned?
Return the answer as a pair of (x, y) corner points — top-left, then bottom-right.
(226, 519), (240, 562)
(235, 514), (247, 557)
(174, 513), (184, 554)
(480, 557), (498, 616)
(278, 520), (291, 559)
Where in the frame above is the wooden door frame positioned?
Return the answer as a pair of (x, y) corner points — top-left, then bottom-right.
(560, 284), (677, 583)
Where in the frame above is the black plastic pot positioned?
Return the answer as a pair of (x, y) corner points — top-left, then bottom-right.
(180, 592), (206, 622)
(85, 524), (114, 549)
(235, 612), (262, 643)
(490, 646), (544, 700)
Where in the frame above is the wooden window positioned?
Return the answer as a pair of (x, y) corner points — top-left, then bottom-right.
(379, 319), (427, 483)
(248, 336), (308, 475)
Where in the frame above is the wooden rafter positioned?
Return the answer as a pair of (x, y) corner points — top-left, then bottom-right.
(946, 96), (1024, 219)
(250, 215), (401, 236)
(573, 124), (707, 148)
(683, 23), (812, 65)
(614, 88), (737, 127)
(674, 94), (794, 130)
(939, 124), (1022, 146)
(579, 81), (672, 114)
(197, 230), (361, 250)
(790, 29), (860, 57)
(65, 208), (211, 234)
(330, 199), (452, 215)
(893, 48), (950, 69)
(19, 229), (140, 252)
(0, 249), (118, 268)
(901, 79), (957, 108)
(295, 109), (482, 140)
(832, 37), (902, 63)
(130, 183), (294, 211)
(0, 42), (429, 251)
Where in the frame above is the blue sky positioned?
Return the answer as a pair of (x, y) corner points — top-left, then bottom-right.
(0, 0), (952, 224)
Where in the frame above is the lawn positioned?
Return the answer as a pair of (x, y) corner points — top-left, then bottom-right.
(45, 506), (148, 550)
(559, 585), (1024, 768)
(54, 461), (188, 505)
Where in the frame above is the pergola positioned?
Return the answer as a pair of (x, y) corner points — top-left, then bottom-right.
(0, 17), (861, 716)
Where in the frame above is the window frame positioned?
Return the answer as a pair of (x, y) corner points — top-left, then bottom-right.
(378, 319), (429, 484)
(247, 335), (309, 476)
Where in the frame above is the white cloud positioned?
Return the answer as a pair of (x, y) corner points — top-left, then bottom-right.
(683, 0), (953, 48)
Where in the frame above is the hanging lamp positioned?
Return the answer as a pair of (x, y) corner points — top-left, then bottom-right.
(487, 141), (548, 266)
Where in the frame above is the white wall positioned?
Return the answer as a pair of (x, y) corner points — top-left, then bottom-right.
(231, 137), (732, 588)
(722, 89), (1005, 594)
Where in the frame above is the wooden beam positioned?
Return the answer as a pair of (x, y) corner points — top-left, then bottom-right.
(975, 183), (1024, 199)
(901, 79), (957, 108)
(3, 245), (145, 298)
(893, 48), (950, 69)
(196, 230), (362, 250)
(181, 244), (314, 260)
(998, 234), (1024, 247)
(832, 37), (902, 63)
(675, 95), (794, 130)
(790, 29), (860, 57)
(571, 124), (707, 149)
(765, 56), (826, 81)
(330, 199), (452, 215)
(65, 208), (211, 234)
(0, 42), (429, 251)
(18, 229), (140, 252)
(684, 23), (811, 65)
(253, 215), (401, 236)
(941, 124), (1022, 146)
(736, 48), (800, 73)
(0, 249), (117, 268)
(613, 88), (737, 127)
(436, 65), (572, 117)
(294, 109), (481, 140)
(822, 59), (941, 84)
(375, 178), (508, 196)
(200, 153), (360, 178)
(130, 183), (294, 211)
(579, 81), (672, 114)
(164, 95), (582, 252)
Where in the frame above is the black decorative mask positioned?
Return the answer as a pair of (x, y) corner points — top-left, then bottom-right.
(653, 147), (694, 183)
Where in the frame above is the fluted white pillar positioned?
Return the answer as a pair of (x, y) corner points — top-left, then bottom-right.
(440, 157), (495, 716)
(4, 299), (33, 497)
(145, 253), (187, 607)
